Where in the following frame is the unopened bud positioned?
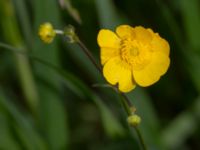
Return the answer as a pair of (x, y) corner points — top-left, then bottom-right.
(64, 25), (78, 43)
(38, 22), (56, 44)
(127, 114), (141, 127)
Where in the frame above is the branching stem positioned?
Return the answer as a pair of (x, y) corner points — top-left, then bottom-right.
(73, 37), (148, 150)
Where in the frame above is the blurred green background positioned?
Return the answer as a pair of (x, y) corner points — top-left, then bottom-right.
(0, 0), (200, 149)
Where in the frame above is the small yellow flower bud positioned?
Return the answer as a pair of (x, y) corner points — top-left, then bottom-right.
(127, 114), (141, 127)
(38, 22), (56, 43)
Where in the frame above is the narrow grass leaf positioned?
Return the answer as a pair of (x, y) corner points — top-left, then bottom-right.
(0, 91), (47, 150)
(180, 0), (200, 51)
(33, 0), (69, 148)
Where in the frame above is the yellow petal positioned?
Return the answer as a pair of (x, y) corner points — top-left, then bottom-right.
(100, 47), (120, 65)
(134, 26), (152, 44)
(103, 57), (136, 92)
(133, 52), (170, 87)
(116, 25), (135, 39)
(147, 28), (170, 56)
(97, 29), (120, 48)
(151, 35), (170, 56)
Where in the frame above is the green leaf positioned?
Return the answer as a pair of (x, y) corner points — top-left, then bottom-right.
(180, 0), (200, 51)
(12, 0), (33, 47)
(95, 0), (121, 29)
(0, 41), (122, 139)
(161, 112), (196, 149)
(30, 55), (126, 138)
(39, 60), (125, 138)
(0, 0), (39, 115)
(0, 113), (21, 150)
(92, 94), (126, 138)
(33, 0), (69, 149)
(0, 91), (47, 150)
(161, 96), (200, 149)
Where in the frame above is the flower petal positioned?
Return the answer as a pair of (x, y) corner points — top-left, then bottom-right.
(147, 28), (170, 56)
(151, 35), (170, 56)
(134, 26), (152, 44)
(97, 29), (120, 48)
(116, 25), (135, 39)
(100, 47), (120, 65)
(103, 57), (136, 92)
(133, 52), (170, 86)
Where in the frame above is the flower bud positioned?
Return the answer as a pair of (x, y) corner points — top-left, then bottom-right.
(127, 114), (141, 127)
(64, 25), (78, 43)
(38, 22), (56, 43)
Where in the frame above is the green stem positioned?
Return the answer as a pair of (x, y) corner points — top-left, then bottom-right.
(135, 126), (147, 150)
(119, 94), (147, 150)
(75, 37), (147, 150)
(77, 39), (102, 73)
(119, 93), (132, 115)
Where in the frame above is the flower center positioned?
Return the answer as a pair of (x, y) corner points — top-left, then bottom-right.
(120, 38), (152, 70)
(130, 47), (139, 56)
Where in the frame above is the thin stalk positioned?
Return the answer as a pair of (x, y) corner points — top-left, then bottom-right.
(75, 37), (147, 150)
(77, 39), (102, 73)
(121, 93), (135, 113)
(119, 94), (132, 115)
(119, 94), (147, 150)
(135, 127), (147, 150)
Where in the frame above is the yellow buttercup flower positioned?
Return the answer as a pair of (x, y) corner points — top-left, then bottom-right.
(97, 25), (170, 92)
(38, 22), (56, 43)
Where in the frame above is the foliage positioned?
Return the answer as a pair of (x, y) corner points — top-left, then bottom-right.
(0, 0), (200, 149)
